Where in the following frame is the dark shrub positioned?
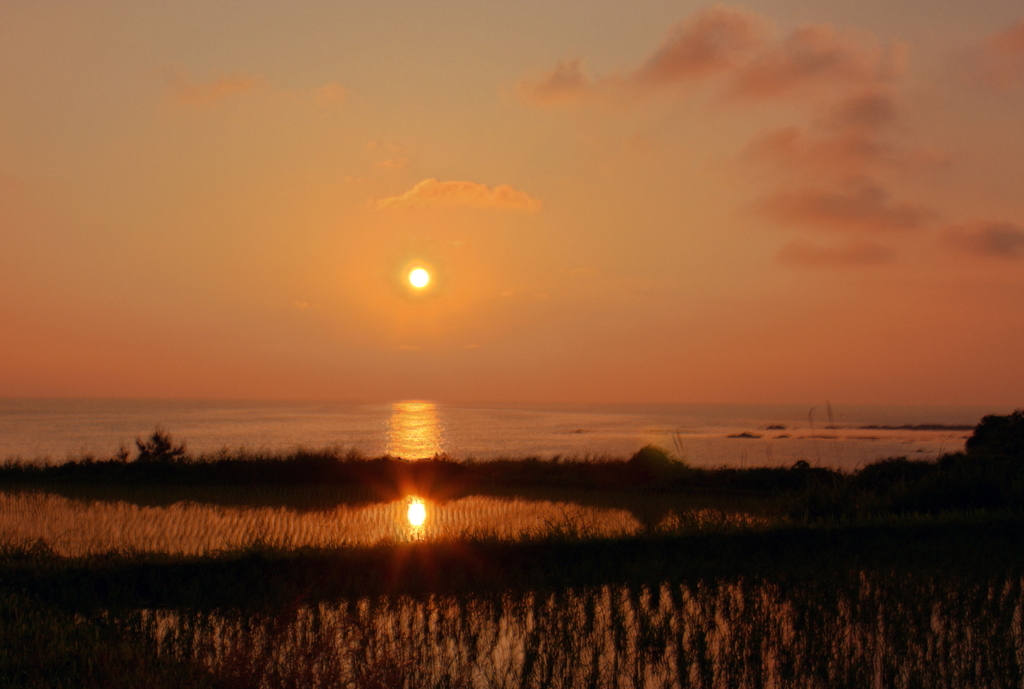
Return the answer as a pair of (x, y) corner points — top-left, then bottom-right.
(852, 457), (938, 491)
(628, 445), (683, 481)
(966, 410), (1024, 459)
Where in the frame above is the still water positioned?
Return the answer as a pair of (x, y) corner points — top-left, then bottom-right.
(0, 490), (653, 556)
(0, 487), (767, 557)
(0, 398), (999, 470)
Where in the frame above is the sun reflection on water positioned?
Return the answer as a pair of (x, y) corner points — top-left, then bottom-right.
(406, 496), (427, 539)
(386, 401), (445, 460)
(407, 497), (426, 527)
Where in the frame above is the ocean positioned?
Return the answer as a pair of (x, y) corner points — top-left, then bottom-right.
(0, 398), (1003, 471)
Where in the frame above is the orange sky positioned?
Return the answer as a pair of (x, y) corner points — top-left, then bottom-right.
(1, 1), (1023, 406)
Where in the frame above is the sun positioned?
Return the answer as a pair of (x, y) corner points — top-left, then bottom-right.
(408, 267), (430, 289)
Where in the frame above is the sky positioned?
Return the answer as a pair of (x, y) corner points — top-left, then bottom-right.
(1, 0), (1023, 406)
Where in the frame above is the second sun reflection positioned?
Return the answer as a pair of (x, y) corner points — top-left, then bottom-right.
(406, 496), (427, 540)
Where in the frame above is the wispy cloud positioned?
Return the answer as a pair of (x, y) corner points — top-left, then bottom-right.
(155, 66), (346, 110)
(777, 239), (895, 266)
(516, 58), (596, 106)
(631, 6), (769, 88)
(155, 65), (259, 105)
(741, 90), (946, 184)
(945, 220), (1024, 259)
(366, 140), (406, 154)
(742, 122), (888, 180)
(518, 4), (942, 262)
(376, 179), (542, 211)
(975, 18), (1024, 88)
(516, 6), (901, 106)
(365, 140), (410, 172)
(517, 6), (768, 105)
(728, 24), (903, 101)
(758, 181), (933, 233)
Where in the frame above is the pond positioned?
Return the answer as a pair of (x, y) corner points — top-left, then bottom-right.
(0, 489), (767, 556)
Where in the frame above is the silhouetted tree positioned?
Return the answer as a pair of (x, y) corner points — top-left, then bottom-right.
(135, 427), (187, 463)
(965, 410), (1024, 459)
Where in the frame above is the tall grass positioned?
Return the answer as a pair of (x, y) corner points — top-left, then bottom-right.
(115, 571), (1024, 688)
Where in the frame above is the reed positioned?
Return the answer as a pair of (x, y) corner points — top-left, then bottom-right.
(96, 570), (1024, 688)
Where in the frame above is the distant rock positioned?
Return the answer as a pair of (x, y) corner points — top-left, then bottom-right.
(727, 432), (762, 439)
(766, 424), (786, 430)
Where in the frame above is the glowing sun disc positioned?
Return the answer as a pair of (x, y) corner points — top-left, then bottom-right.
(408, 268), (430, 288)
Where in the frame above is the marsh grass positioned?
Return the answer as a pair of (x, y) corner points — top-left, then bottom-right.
(3, 511), (1023, 687)
(85, 569), (1024, 688)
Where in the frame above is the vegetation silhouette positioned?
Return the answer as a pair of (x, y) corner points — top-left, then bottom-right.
(966, 409), (1024, 458)
(1, 410), (1023, 522)
(133, 427), (187, 464)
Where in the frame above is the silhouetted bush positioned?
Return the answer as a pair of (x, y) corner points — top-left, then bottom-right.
(628, 445), (683, 481)
(851, 457), (938, 491)
(966, 410), (1024, 459)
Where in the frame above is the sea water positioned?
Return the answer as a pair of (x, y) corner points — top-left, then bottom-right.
(0, 398), (1003, 471)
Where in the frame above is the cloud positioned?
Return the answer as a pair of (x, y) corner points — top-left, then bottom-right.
(777, 239), (895, 266)
(517, 58), (595, 106)
(945, 220), (1024, 258)
(516, 6), (768, 105)
(742, 125), (888, 179)
(825, 90), (898, 130)
(976, 19), (1024, 88)
(366, 141), (410, 172)
(375, 158), (410, 171)
(366, 140), (406, 154)
(758, 181), (933, 233)
(729, 24), (904, 100)
(631, 6), (769, 86)
(516, 6), (901, 106)
(156, 65), (259, 105)
(376, 179), (542, 211)
(741, 91), (945, 180)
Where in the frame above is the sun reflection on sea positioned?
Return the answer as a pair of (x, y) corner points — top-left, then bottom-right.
(386, 401), (445, 459)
